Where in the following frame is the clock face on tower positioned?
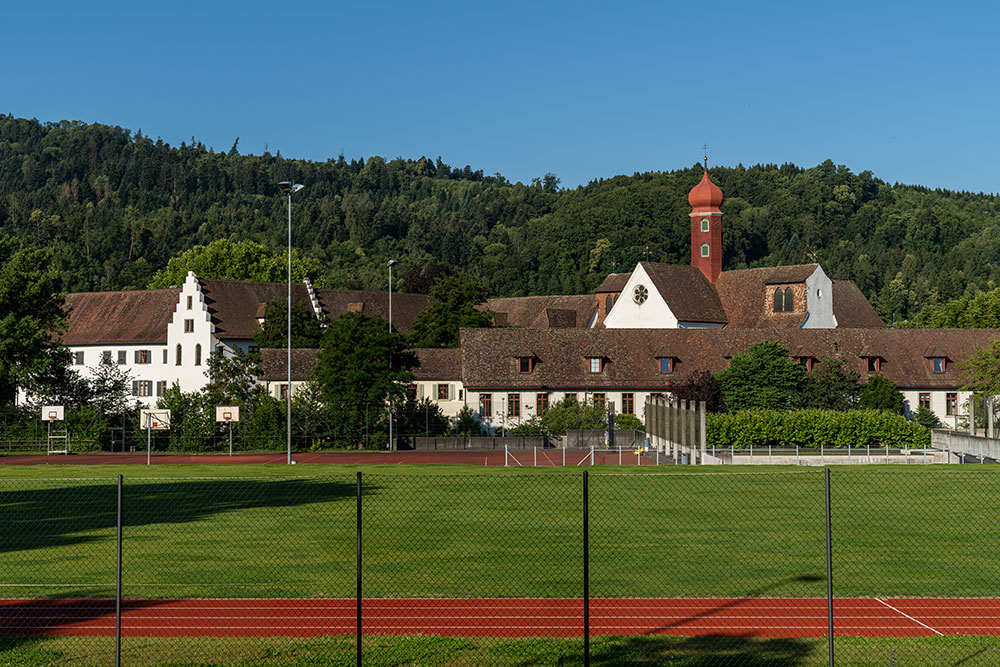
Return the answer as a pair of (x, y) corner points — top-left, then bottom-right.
(633, 284), (648, 304)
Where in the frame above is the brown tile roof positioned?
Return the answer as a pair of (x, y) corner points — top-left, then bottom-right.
(258, 346), (461, 381)
(832, 280), (885, 328)
(638, 262), (728, 324)
(413, 348), (462, 380)
(714, 267), (788, 328)
(200, 278), (313, 340)
(485, 295), (599, 329)
(315, 290), (432, 334)
(764, 264), (819, 284)
(460, 327), (999, 391)
(259, 348), (318, 381)
(62, 289), (181, 345)
(595, 273), (630, 293)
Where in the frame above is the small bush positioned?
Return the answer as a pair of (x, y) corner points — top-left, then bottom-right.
(706, 409), (930, 449)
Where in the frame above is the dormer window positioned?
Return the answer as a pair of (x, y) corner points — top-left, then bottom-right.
(588, 357), (604, 373)
(518, 356), (535, 373)
(865, 357), (881, 374)
(932, 357), (945, 373)
(794, 356), (815, 371)
(658, 357), (674, 374)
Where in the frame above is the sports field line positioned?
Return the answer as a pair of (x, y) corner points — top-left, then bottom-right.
(3, 597), (999, 639)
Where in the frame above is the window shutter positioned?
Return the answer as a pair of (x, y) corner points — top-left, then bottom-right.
(448, 384), (455, 400)
(417, 384), (424, 399)
(134, 350), (139, 363)
(132, 380), (139, 397)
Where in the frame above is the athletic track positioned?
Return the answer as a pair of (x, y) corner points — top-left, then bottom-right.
(1, 597), (997, 638)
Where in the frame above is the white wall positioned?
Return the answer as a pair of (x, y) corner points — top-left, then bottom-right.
(164, 272), (215, 395)
(414, 380), (467, 418)
(803, 266), (837, 329)
(603, 264), (679, 329)
(66, 344), (178, 407)
(901, 389), (970, 428)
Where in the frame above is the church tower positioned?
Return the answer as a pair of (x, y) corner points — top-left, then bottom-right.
(688, 168), (724, 283)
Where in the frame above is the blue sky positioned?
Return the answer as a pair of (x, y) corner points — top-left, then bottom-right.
(3, 1), (998, 194)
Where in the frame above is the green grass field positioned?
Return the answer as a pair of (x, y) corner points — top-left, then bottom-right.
(2, 464), (1000, 600)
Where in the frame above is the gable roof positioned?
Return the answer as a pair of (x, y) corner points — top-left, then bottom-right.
(62, 289), (181, 345)
(315, 290), (432, 334)
(637, 262), (728, 324)
(200, 278), (313, 341)
(485, 295), (598, 329)
(595, 273), (630, 293)
(763, 264), (818, 284)
(460, 327), (997, 391)
(258, 346), (461, 381)
(831, 281), (885, 328)
(714, 267), (808, 328)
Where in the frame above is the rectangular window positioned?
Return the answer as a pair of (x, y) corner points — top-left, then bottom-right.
(137, 380), (152, 397)
(480, 393), (492, 418)
(622, 393), (635, 415)
(866, 357), (879, 373)
(117, 350), (127, 365)
(184, 319), (194, 333)
(507, 393), (520, 418)
(73, 351), (84, 365)
(564, 393), (577, 403)
(162, 349), (168, 364)
(536, 393), (549, 416)
(459, 389), (464, 401)
(102, 350), (112, 364)
(135, 350), (151, 364)
(187, 296), (193, 310)
(589, 357), (603, 373)
(280, 384), (289, 399)
(248, 345), (260, 354)
(593, 393), (606, 409)
(437, 384), (450, 400)
(156, 381), (167, 397)
(658, 357), (672, 374)
(518, 357), (533, 373)
(946, 393), (957, 416)
(932, 357), (945, 373)
(919, 393), (931, 410)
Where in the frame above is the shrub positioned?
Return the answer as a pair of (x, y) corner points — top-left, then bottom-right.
(706, 409), (930, 449)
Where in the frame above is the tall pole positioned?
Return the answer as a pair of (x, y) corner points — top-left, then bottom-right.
(388, 260), (397, 450)
(287, 191), (292, 465)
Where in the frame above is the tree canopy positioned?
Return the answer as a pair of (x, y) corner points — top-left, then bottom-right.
(254, 298), (326, 349)
(148, 239), (322, 288)
(409, 276), (495, 348)
(715, 341), (807, 411)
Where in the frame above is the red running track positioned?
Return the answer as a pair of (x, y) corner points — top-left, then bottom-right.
(2, 597), (999, 638)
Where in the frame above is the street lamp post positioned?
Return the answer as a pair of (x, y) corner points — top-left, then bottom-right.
(278, 181), (304, 465)
(387, 259), (399, 450)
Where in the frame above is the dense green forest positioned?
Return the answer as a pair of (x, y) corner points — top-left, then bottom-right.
(3, 114), (1000, 323)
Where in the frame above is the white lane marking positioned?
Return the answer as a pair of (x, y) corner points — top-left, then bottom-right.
(875, 598), (944, 636)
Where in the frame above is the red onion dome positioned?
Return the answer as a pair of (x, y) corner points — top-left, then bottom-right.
(688, 170), (724, 209)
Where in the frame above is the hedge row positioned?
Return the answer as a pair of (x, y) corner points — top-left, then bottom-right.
(706, 410), (931, 449)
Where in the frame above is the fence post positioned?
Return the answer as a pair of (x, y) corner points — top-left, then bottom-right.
(583, 470), (590, 667)
(356, 471), (362, 665)
(115, 474), (123, 667)
(699, 400), (707, 464)
(825, 468), (834, 666)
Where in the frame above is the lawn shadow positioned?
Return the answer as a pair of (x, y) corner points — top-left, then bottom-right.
(590, 633), (815, 666)
(0, 477), (360, 554)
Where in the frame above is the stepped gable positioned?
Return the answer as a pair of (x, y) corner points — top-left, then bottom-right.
(715, 266), (811, 328)
(639, 262), (728, 324)
(460, 328), (999, 391)
(412, 348), (462, 380)
(315, 290), (432, 334)
(62, 289), (181, 345)
(259, 348), (318, 381)
(832, 281), (885, 328)
(484, 295), (598, 328)
(199, 278), (312, 340)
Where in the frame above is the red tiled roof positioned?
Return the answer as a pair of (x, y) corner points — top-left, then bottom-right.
(460, 327), (998, 391)
(764, 264), (818, 284)
(485, 295), (598, 329)
(316, 290), (432, 334)
(200, 278), (313, 341)
(258, 346), (461, 381)
(595, 273), (630, 293)
(639, 262), (728, 324)
(832, 281), (885, 328)
(413, 348), (462, 380)
(259, 348), (319, 381)
(62, 289), (180, 345)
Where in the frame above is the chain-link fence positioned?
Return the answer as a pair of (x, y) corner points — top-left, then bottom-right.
(3, 469), (1000, 665)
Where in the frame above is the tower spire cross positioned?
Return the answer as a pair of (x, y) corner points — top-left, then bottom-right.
(703, 144), (708, 170)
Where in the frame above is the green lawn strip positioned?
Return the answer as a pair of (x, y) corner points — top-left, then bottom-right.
(4, 633), (1000, 666)
(2, 466), (999, 598)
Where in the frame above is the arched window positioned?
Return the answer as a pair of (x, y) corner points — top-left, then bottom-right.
(195, 344), (202, 366)
(773, 288), (784, 312)
(175, 344), (182, 365)
(605, 294), (613, 313)
(700, 243), (710, 257)
(784, 287), (794, 312)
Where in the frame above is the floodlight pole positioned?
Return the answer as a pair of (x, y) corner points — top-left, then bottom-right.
(279, 181), (304, 464)
(387, 259), (398, 450)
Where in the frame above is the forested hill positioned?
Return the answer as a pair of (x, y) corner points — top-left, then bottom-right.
(3, 114), (1000, 323)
